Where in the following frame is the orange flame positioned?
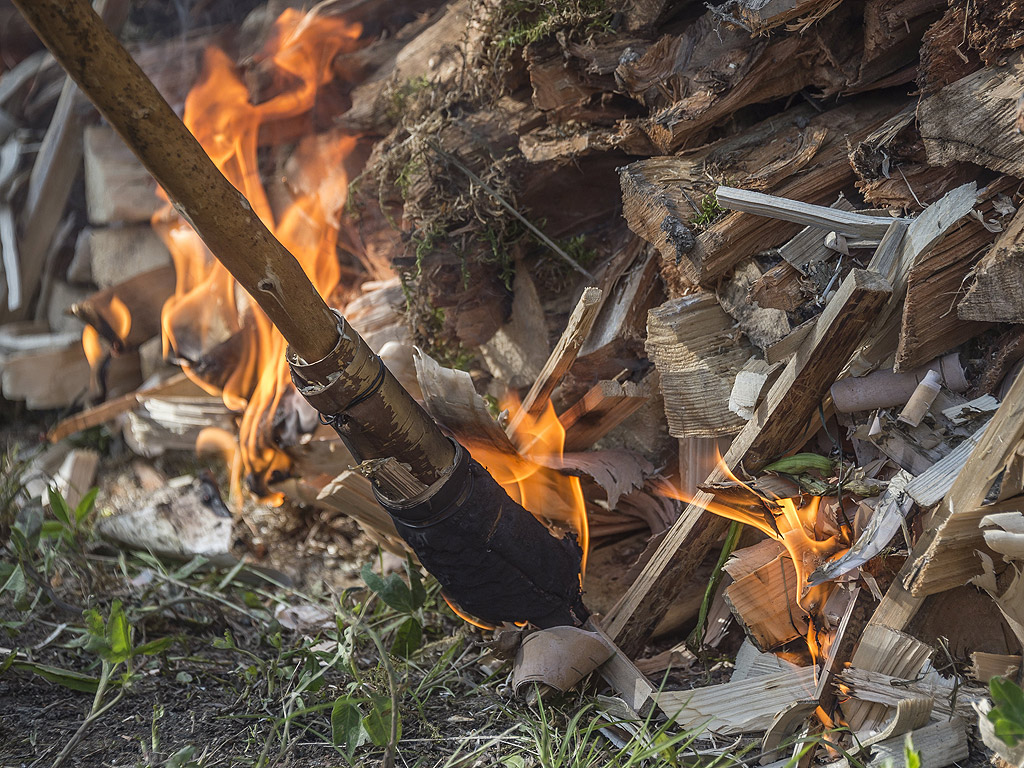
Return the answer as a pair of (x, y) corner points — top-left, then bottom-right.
(467, 395), (590, 577)
(658, 456), (847, 660)
(108, 296), (132, 340)
(154, 9), (363, 495)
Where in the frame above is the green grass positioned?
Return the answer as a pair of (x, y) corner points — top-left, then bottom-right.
(0, 482), (877, 768)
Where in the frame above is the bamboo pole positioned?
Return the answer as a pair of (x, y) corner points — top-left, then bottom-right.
(14, 0), (455, 484)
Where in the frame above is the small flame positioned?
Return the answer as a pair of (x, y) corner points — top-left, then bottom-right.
(108, 296), (132, 340)
(82, 325), (103, 370)
(155, 8), (363, 495)
(658, 452), (847, 661)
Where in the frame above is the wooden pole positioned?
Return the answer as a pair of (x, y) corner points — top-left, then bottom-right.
(14, 0), (455, 483)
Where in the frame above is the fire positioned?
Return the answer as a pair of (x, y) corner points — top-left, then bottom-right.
(83, 296), (133, 393)
(465, 395), (590, 577)
(658, 457), (848, 658)
(154, 9), (363, 495)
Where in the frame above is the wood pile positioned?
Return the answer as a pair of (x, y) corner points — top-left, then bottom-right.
(3, 0), (1024, 764)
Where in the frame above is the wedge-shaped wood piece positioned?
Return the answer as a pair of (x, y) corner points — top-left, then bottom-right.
(71, 265), (175, 351)
(645, 293), (752, 439)
(654, 668), (816, 735)
(605, 269), (891, 653)
(83, 123), (160, 224)
(919, 59), (1024, 177)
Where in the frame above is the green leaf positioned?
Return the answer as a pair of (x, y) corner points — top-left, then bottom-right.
(48, 487), (71, 526)
(361, 563), (414, 613)
(903, 735), (921, 768)
(166, 746), (196, 768)
(362, 695), (393, 747)
(105, 600), (132, 663)
(392, 616), (422, 658)
(763, 453), (834, 475)
(8, 659), (100, 692)
(331, 698), (364, 755)
(74, 487), (99, 524)
(134, 637), (174, 657)
(989, 677), (1024, 747)
(0, 564), (26, 600)
(39, 520), (67, 540)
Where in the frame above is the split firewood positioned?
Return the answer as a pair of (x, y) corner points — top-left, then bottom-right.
(605, 268), (891, 653)
(617, 8), (857, 153)
(897, 180), (1018, 369)
(919, 58), (1024, 178)
(971, 652), (1022, 683)
(723, 545), (805, 651)
(848, 182), (978, 377)
(715, 186), (904, 240)
(715, 260), (790, 349)
(645, 292), (752, 439)
(748, 261), (809, 313)
(479, 267), (550, 390)
(70, 265), (175, 352)
(620, 97), (903, 289)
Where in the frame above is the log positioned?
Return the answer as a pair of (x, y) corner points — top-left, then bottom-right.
(959, 202), (1024, 323)
(604, 269), (891, 653)
(919, 58), (1024, 177)
(645, 293), (752, 439)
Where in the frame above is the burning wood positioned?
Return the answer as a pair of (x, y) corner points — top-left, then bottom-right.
(5, 0), (1024, 763)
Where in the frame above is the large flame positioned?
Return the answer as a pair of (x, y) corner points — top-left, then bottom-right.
(659, 457), (848, 658)
(154, 9), (362, 496)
